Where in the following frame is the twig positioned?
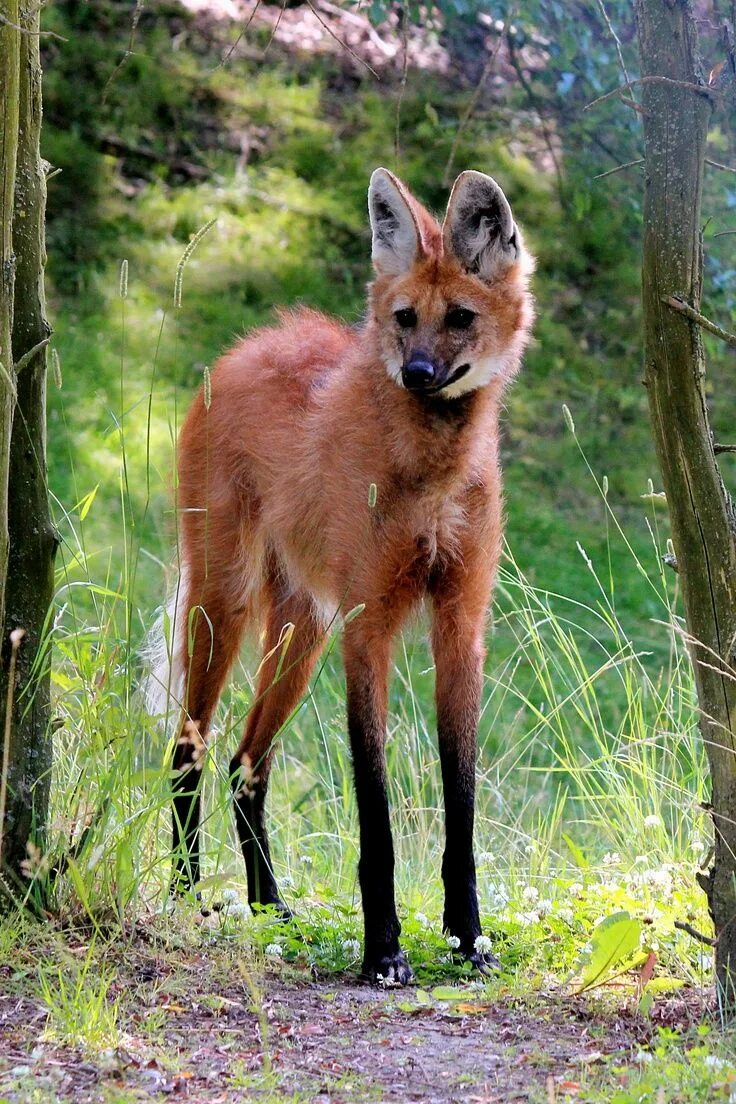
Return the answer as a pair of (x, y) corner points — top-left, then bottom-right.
(714, 444), (736, 454)
(0, 629), (25, 869)
(215, 0), (262, 70)
(394, 4), (408, 171)
(584, 75), (712, 112)
(620, 96), (647, 114)
(662, 295), (736, 348)
(594, 158), (644, 180)
(594, 0), (634, 97)
(674, 919), (717, 946)
(305, 0), (379, 79)
(442, 10), (512, 187)
(102, 0), (145, 104)
(714, 230), (736, 237)
(264, 0), (286, 54)
(506, 31), (565, 206)
(706, 158), (736, 174)
(14, 338), (49, 375)
(0, 10), (66, 39)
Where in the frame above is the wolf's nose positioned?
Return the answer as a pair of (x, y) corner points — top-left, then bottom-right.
(402, 353), (436, 391)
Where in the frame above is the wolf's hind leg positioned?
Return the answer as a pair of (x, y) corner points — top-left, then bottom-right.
(231, 587), (324, 915)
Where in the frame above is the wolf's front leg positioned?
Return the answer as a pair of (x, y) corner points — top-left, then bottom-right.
(344, 629), (412, 985)
(431, 584), (499, 973)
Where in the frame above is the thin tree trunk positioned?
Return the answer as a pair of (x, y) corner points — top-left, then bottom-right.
(0, 3), (19, 638)
(1, 0), (56, 882)
(635, 0), (736, 1011)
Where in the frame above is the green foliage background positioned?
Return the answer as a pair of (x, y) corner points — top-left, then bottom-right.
(36, 0), (735, 885)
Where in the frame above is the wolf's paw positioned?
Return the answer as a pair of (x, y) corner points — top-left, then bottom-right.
(252, 898), (294, 922)
(362, 949), (414, 986)
(466, 948), (501, 976)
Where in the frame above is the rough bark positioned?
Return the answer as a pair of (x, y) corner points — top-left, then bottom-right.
(0, 2), (19, 638)
(635, 0), (736, 1010)
(0, 0), (55, 882)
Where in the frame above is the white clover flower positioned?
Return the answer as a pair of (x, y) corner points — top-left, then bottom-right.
(517, 910), (540, 926)
(265, 942), (283, 957)
(341, 938), (361, 958)
(281, 875), (295, 889)
(221, 888), (240, 903)
(488, 883), (509, 907)
(299, 855), (313, 866)
(635, 1051), (653, 1064)
(414, 912), (430, 928)
(644, 814), (663, 829)
(603, 851), (621, 866)
(521, 885), (540, 903)
(229, 902), (249, 920)
(556, 907), (574, 925)
(474, 935), (493, 955)
(704, 1056), (733, 1072)
(537, 898), (553, 917)
(524, 841), (537, 854)
(569, 882), (583, 897)
(446, 935), (461, 949)
(644, 867), (673, 894)
(478, 851), (495, 865)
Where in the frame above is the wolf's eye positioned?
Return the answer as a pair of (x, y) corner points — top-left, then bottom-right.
(445, 307), (476, 330)
(394, 307), (417, 329)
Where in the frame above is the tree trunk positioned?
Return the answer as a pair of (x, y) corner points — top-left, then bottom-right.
(1, 0), (55, 883)
(635, 0), (736, 1011)
(0, 3), (19, 641)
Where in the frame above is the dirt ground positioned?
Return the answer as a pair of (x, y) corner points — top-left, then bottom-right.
(0, 935), (706, 1104)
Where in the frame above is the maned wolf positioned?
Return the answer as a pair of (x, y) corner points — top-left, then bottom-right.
(146, 168), (534, 983)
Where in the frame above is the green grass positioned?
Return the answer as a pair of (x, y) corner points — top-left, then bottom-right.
(9, 3), (736, 1096)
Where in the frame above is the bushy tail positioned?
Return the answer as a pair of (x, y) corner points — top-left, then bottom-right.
(140, 565), (189, 730)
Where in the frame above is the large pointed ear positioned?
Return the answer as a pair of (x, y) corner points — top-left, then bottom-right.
(368, 168), (424, 277)
(443, 171), (519, 281)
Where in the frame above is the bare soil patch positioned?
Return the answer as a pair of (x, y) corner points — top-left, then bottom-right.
(0, 934), (708, 1103)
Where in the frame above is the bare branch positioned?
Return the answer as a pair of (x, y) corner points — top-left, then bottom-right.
(674, 920), (717, 946)
(662, 295), (736, 348)
(305, 0), (379, 80)
(584, 74), (713, 112)
(706, 158), (736, 174)
(0, 11), (66, 39)
(443, 11), (513, 186)
(594, 0), (634, 95)
(594, 158), (644, 180)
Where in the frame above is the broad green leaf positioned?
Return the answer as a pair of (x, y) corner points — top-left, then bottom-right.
(577, 911), (642, 992)
(431, 985), (464, 1001)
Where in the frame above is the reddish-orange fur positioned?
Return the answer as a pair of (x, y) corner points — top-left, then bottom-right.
(166, 169), (534, 980)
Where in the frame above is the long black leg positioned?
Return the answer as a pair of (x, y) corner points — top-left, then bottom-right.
(231, 591), (322, 917)
(344, 632), (412, 984)
(432, 601), (499, 972)
(230, 755), (290, 915)
(171, 722), (205, 893)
